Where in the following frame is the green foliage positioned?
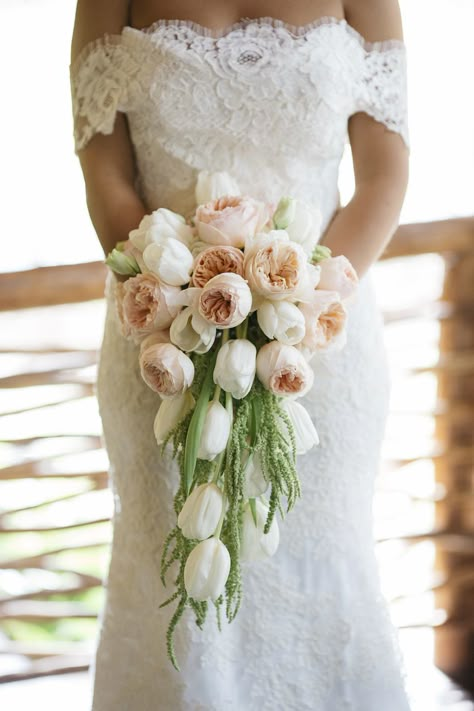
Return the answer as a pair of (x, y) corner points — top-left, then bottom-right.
(157, 346), (301, 670)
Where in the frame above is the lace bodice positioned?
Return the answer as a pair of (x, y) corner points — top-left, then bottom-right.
(70, 16), (409, 233)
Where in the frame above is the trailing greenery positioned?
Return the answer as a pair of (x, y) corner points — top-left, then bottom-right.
(157, 333), (301, 670)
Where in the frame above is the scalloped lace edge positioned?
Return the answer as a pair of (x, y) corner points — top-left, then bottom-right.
(70, 15), (406, 74)
(131, 15), (405, 51)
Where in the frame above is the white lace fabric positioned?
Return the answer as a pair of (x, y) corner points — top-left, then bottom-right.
(70, 16), (409, 231)
(71, 16), (412, 711)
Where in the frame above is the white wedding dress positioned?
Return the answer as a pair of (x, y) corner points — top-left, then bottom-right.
(70, 16), (411, 711)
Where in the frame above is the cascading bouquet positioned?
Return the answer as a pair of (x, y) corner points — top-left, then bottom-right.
(105, 171), (358, 669)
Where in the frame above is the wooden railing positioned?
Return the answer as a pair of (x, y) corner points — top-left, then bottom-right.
(0, 217), (473, 685)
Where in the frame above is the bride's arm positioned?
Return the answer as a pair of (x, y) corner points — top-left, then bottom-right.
(320, 0), (409, 277)
(71, 0), (147, 256)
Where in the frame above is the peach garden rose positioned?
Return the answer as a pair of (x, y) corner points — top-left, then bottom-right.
(256, 341), (314, 398)
(243, 230), (311, 302)
(116, 273), (181, 342)
(192, 245), (245, 288)
(298, 290), (347, 352)
(195, 195), (271, 248)
(317, 255), (359, 301)
(139, 342), (194, 398)
(198, 272), (252, 328)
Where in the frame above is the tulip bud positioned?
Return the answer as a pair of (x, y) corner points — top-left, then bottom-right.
(240, 498), (280, 562)
(311, 245), (332, 263)
(154, 391), (195, 445)
(197, 401), (232, 461)
(184, 537), (231, 601)
(105, 248), (140, 276)
(273, 196), (296, 230)
(177, 483), (225, 540)
(213, 339), (256, 399)
(280, 400), (319, 455)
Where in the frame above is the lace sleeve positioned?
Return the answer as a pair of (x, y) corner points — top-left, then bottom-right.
(351, 41), (409, 150)
(69, 35), (131, 154)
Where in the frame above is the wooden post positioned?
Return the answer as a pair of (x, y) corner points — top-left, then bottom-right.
(433, 244), (474, 691)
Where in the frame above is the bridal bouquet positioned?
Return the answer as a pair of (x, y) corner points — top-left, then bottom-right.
(105, 171), (358, 669)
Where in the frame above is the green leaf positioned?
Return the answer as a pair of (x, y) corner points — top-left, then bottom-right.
(249, 498), (258, 527)
(183, 350), (218, 496)
(249, 396), (262, 447)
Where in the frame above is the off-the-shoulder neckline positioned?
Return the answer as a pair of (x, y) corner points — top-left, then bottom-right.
(70, 15), (406, 74)
(124, 15), (405, 50)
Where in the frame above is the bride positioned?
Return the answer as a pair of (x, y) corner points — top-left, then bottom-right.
(70, 1), (411, 709)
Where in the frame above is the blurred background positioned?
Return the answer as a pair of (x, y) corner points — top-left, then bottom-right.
(0, 0), (473, 709)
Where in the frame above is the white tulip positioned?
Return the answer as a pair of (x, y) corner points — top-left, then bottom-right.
(257, 300), (306, 345)
(129, 209), (194, 251)
(195, 170), (240, 205)
(170, 306), (217, 354)
(177, 483), (225, 540)
(280, 400), (320, 455)
(184, 537), (231, 601)
(284, 200), (322, 257)
(242, 451), (269, 498)
(197, 401), (232, 461)
(240, 498), (280, 562)
(213, 339), (256, 399)
(153, 390), (195, 445)
(142, 239), (194, 286)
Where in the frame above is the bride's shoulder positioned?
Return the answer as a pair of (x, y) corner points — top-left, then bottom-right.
(70, 0), (129, 65)
(343, 0), (404, 42)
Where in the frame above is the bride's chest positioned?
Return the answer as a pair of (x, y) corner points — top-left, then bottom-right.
(121, 21), (365, 154)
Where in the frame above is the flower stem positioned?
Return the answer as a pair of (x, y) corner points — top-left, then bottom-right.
(225, 389), (234, 426)
(236, 318), (248, 340)
(183, 349), (217, 496)
(213, 493), (227, 539)
(212, 450), (225, 483)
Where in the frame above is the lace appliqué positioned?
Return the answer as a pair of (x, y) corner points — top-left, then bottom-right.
(70, 35), (141, 152)
(352, 45), (409, 147)
(69, 16), (409, 156)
